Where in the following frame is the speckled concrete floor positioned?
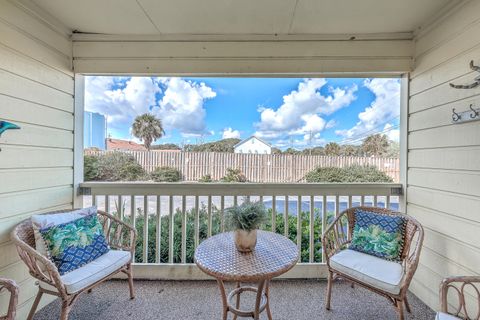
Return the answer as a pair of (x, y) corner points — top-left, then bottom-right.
(34, 280), (435, 320)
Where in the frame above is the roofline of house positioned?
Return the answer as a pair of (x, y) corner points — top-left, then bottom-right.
(234, 135), (272, 148)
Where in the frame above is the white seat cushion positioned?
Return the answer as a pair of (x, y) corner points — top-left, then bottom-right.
(40, 250), (131, 294)
(436, 312), (461, 320)
(330, 249), (404, 295)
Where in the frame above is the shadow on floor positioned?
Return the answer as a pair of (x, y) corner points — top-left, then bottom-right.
(34, 279), (435, 320)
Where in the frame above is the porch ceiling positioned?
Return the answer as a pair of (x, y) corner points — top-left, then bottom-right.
(27, 0), (457, 36)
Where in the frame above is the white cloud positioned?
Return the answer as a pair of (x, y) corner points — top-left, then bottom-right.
(84, 76), (216, 139)
(255, 78), (357, 139)
(335, 78), (400, 142)
(155, 78), (216, 136)
(274, 132), (326, 149)
(222, 128), (241, 139)
(325, 119), (337, 129)
(383, 123), (400, 142)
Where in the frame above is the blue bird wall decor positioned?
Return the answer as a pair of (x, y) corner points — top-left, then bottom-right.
(0, 121), (20, 137)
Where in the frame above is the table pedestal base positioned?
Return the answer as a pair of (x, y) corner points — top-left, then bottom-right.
(217, 279), (272, 320)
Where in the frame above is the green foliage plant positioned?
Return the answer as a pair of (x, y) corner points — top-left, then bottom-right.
(221, 168), (247, 182)
(226, 201), (268, 231)
(150, 166), (182, 182)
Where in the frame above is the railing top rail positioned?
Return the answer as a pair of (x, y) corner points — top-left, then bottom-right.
(80, 182), (403, 196)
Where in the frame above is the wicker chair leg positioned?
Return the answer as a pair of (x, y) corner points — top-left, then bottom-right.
(127, 263), (135, 299)
(404, 296), (411, 313)
(27, 289), (43, 320)
(396, 299), (405, 320)
(60, 300), (72, 320)
(326, 271), (333, 310)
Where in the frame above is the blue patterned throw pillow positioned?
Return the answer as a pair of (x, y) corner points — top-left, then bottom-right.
(350, 209), (406, 261)
(40, 211), (109, 275)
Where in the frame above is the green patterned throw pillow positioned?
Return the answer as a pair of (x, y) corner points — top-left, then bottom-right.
(40, 211), (109, 275)
(350, 209), (406, 261)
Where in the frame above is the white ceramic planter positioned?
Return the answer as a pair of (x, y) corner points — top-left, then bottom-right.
(234, 229), (257, 252)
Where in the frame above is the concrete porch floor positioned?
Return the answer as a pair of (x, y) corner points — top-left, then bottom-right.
(33, 279), (435, 320)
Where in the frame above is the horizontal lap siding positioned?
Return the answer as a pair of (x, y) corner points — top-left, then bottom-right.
(0, 0), (73, 317)
(408, 0), (480, 311)
(73, 39), (413, 74)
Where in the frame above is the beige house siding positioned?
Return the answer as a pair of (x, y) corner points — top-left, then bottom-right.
(0, 0), (73, 317)
(408, 0), (480, 311)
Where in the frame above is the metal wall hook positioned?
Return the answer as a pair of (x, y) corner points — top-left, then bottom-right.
(452, 108), (461, 122)
(449, 60), (480, 89)
(469, 104), (479, 119)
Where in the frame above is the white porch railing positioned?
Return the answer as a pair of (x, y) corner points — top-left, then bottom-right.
(79, 182), (402, 279)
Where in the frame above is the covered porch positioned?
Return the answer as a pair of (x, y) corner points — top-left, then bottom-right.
(1, 0), (479, 319)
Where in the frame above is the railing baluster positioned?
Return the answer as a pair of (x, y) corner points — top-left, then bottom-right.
(272, 196), (276, 233)
(296, 195), (302, 255)
(143, 196), (148, 263)
(117, 195), (123, 220)
(335, 195), (340, 217)
(386, 195), (391, 209)
(194, 195), (200, 249)
(169, 195), (174, 264)
(181, 195), (187, 263)
(155, 196), (161, 263)
(207, 195), (212, 238)
(348, 195), (352, 209)
(220, 196), (225, 233)
(373, 195), (378, 207)
(234, 195), (238, 207)
(131, 195), (136, 228)
(309, 195), (314, 263)
(105, 195), (110, 213)
(360, 195), (365, 206)
(284, 196), (289, 237)
(321, 195), (327, 263)
(92, 194), (96, 207)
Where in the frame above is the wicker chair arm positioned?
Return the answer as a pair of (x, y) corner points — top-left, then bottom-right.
(0, 278), (18, 320)
(400, 221), (424, 295)
(97, 210), (137, 257)
(10, 231), (66, 296)
(439, 276), (480, 318)
(322, 212), (350, 263)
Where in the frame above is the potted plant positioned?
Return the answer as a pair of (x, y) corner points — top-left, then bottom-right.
(226, 201), (268, 252)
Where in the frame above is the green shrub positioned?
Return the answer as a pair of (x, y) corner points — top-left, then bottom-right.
(84, 155), (99, 181)
(150, 166), (182, 182)
(126, 206), (331, 264)
(305, 165), (393, 183)
(221, 168), (247, 182)
(198, 174), (213, 182)
(84, 152), (145, 181)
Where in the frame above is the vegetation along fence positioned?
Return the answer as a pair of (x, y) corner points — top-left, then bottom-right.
(84, 150), (400, 183)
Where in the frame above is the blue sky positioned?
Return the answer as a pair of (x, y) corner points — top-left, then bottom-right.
(85, 77), (400, 149)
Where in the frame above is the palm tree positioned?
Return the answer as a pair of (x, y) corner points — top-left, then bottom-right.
(324, 142), (341, 156)
(131, 113), (165, 150)
(362, 134), (390, 157)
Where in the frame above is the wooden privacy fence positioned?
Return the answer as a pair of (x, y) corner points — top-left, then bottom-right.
(84, 150), (400, 182)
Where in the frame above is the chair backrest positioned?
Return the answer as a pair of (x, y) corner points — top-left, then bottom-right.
(342, 206), (423, 262)
(441, 276), (480, 320)
(0, 279), (18, 320)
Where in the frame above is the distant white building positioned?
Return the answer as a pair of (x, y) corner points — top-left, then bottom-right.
(234, 136), (272, 154)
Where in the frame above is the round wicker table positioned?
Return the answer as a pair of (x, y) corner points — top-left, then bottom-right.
(194, 230), (299, 320)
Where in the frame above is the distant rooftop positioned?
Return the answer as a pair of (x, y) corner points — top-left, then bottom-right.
(106, 138), (146, 151)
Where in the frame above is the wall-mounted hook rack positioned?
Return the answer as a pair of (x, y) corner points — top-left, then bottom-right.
(451, 104), (480, 124)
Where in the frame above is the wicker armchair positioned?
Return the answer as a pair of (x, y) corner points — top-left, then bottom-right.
(11, 209), (136, 320)
(0, 279), (18, 320)
(436, 276), (480, 320)
(322, 206), (424, 320)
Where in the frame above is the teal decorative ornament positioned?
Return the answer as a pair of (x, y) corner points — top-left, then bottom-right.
(0, 121), (20, 137)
